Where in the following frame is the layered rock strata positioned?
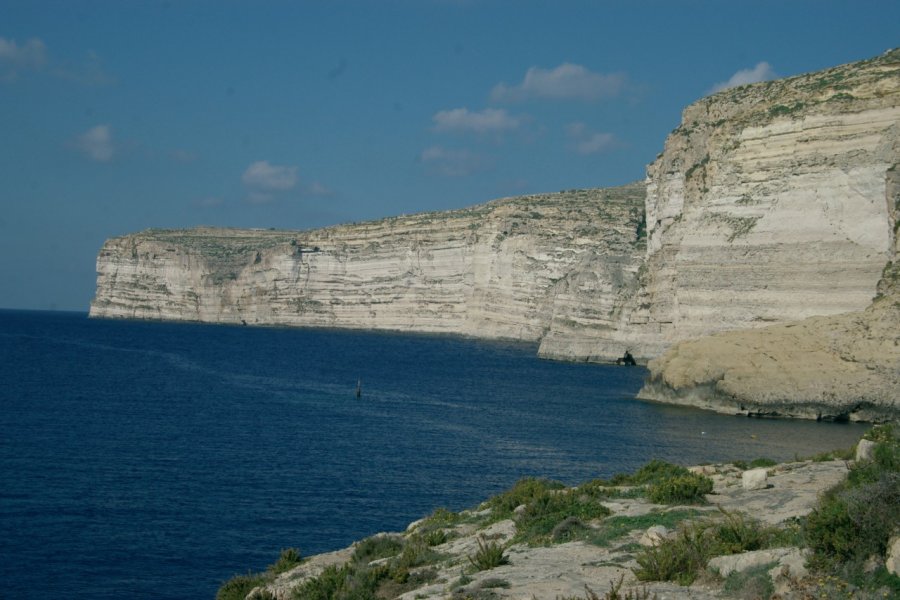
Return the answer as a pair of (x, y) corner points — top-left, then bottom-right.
(90, 185), (646, 351)
(587, 49), (900, 361)
(91, 50), (900, 418)
(638, 157), (900, 422)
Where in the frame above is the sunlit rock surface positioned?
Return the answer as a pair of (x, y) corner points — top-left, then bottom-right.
(91, 49), (900, 419)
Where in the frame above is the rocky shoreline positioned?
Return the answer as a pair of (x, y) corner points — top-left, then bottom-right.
(218, 428), (900, 600)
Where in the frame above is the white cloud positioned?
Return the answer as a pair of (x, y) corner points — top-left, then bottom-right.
(432, 107), (521, 134)
(242, 160), (299, 192)
(0, 36), (47, 81)
(566, 122), (616, 155)
(710, 62), (777, 93)
(419, 145), (490, 177)
(75, 124), (114, 162)
(491, 63), (625, 102)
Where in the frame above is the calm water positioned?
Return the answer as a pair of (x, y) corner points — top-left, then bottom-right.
(0, 310), (869, 599)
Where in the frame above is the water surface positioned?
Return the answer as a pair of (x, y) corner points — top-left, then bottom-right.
(0, 310), (868, 599)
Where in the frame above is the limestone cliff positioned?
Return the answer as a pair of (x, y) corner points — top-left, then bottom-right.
(579, 49), (900, 362)
(91, 49), (900, 419)
(90, 185), (646, 347)
(638, 159), (900, 422)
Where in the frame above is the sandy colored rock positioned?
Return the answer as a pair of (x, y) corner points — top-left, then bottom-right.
(887, 535), (900, 577)
(708, 547), (800, 578)
(856, 439), (877, 462)
(90, 185), (646, 362)
(742, 468), (768, 490)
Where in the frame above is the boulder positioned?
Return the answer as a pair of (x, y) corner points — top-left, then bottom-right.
(742, 468), (768, 490)
(708, 547), (799, 578)
(639, 526), (670, 547)
(856, 439), (876, 462)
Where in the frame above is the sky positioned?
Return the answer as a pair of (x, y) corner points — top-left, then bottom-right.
(2, 1), (898, 311)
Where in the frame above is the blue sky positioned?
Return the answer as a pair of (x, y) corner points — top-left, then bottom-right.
(2, 0), (898, 311)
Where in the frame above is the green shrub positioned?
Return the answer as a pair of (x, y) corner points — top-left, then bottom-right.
(485, 477), (565, 516)
(634, 509), (782, 585)
(587, 510), (700, 547)
(217, 572), (269, 600)
(611, 460), (691, 486)
(721, 563), (776, 600)
(424, 528), (448, 546)
(634, 521), (710, 585)
(647, 473), (713, 504)
(550, 516), (589, 543)
(291, 564), (348, 600)
(805, 425), (900, 588)
(514, 489), (611, 544)
(352, 534), (403, 565)
(709, 508), (774, 554)
(467, 537), (508, 571)
(806, 473), (900, 567)
(560, 577), (658, 599)
(748, 457), (777, 469)
(267, 547), (302, 575)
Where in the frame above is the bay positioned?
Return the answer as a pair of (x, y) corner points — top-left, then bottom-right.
(0, 310), (868, 599)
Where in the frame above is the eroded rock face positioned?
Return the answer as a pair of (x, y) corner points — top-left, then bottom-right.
(601, 49), (900, 360)
(638, 53), (900, 421)
(91, 50), (900, 417)
(90, 185), (646, 358)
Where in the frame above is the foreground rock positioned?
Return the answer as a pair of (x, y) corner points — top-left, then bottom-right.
(252, 459), (849, 599)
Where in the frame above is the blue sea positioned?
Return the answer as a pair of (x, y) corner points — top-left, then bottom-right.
(0, 310), (869, 599)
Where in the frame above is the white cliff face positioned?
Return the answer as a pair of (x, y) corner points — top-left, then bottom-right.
(636, 51), (900, 421)
(598, 50), (900, 359)
(90, 185), (646, 347)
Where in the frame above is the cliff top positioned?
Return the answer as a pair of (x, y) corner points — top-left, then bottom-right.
(675, 47), (900, 134)
(131, 182), (646, 249)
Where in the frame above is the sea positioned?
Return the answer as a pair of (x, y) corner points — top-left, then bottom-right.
(0, 309), (870, 599)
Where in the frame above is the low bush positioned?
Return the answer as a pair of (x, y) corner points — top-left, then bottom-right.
(709, 508), (775, 554)
(267, 547), (302, 575)
(587, 510), (700, 548)
(216, 572), (269, 600)
(515, 488), (611, 544)
(647, 473), (713, 504)
(802, 425), (900, 594)
(485, 477), (565, 516)
(634, 521), (710, 585)
(351, 534), (403, 565)
(560, 576), (658, 599)
(611, 460), (691, 486)
(721, 563), (776, 600)
(634, 508), (783, 585)
(748, 457), (777, 469)
(467, 536), (508, 571)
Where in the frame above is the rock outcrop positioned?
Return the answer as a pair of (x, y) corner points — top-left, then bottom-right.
(596, 48), (900, 360)
(90, 185), (646, 353)
(638, 72), (900, 421)
(249, 458), (851, 600)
